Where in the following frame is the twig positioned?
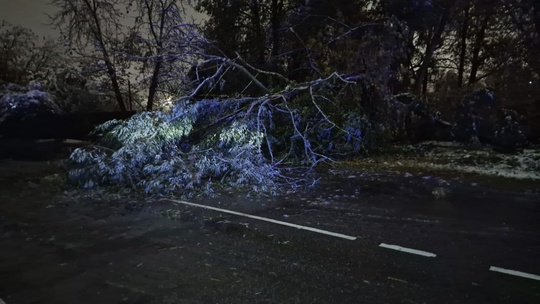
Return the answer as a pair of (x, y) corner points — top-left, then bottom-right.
(235, 52), (290, 83)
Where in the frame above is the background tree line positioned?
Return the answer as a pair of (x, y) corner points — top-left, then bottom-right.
(197, 0), (539, 107)
(1, 0), (539, 120)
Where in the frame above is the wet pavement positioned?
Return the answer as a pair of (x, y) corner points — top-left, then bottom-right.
(0, 160), (539, 303)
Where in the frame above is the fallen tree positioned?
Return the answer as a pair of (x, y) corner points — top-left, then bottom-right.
(68, 56), (385, 196)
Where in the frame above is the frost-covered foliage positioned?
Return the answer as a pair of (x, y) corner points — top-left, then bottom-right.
(289, 109), (371, 159)
(252, 75), (387, 164)
(67, 73), (394, 196)
(68, 100), (280, 196)
(0, 81), (61, 124)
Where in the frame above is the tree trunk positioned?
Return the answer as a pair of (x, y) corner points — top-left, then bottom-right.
(270, 0), (282, 64)
(146, 59), (162, 111)
(128, 79), (133, 111)
(86, 0), (126, 112)
(421, 31), (431, 98)
(143, 0), (169, 111)
(468, 14), (489, 85)
(457, 6), (470, 88)
(529, 0), (540, 84)
(106, 62), (127, 112)
(250, 0), (266, 64)
(414, 7), (450, 94)
(422, 66), (429, 98)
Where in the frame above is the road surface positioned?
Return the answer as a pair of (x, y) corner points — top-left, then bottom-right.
(0, 161), (539, 303)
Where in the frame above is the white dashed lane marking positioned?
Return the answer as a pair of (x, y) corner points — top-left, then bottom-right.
(379, 243), (437, 257)
(489, 266), (540, 281)
(164, 199), (357, 241)
(164, 199), (540, 285)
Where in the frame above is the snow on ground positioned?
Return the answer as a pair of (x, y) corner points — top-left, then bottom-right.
(410, 143), (540, 180)
(345, 142), (540, 181)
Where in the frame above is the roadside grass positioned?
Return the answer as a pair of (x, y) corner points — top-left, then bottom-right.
(339, 142), (540, 191)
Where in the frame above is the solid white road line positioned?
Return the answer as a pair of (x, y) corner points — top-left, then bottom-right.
(164, 199), (357, 241)
(379, 243), (437, 257)
(489, 266), (540, 281)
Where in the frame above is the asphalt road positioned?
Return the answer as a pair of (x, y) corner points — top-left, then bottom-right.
(0, 162), (539, 303)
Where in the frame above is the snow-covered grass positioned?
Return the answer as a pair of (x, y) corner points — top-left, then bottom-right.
(343, 141), (540, 181)
(399, 142), (540, 180)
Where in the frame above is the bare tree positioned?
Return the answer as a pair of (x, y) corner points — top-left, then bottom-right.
(49, 0), (128, 111)
(456, 4), (470, 88)
(127, 0), (204, 110)
(0, 21), (62, 85)
(412, 5), (451, 96)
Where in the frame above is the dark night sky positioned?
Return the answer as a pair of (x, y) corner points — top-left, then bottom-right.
(0, 0), (205, 38)
(0, 0), (58, 37)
